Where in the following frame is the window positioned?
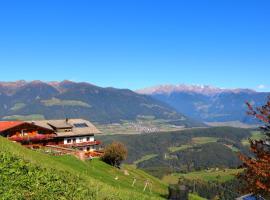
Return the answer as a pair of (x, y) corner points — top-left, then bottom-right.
(67, 139), (71, 143)
(86, 137), (90, 141)
(79, 138), (83, 142)
(21, 129), (28, 136)
(74, 123), (88, 128)
(73, 138), (76, 143)
(86, 147), (90, 151)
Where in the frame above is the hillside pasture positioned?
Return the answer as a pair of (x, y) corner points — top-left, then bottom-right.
(0, 136), (168, 199)
(133, 154), (158, 165)
(2, 114), (45, 120)
(241, 131), (265, 146)
(41, 97), (91, 107)
(10, 103), (26, 111)
(168, 137), (218, 153)
(162, 168), (243, 184)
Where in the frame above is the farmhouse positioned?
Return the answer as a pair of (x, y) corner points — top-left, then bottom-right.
(0, 118), (102, 154)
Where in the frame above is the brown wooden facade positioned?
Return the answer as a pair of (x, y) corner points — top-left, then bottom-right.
(1, 122), (56, 145)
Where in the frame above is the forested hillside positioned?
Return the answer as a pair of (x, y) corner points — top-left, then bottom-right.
(0, 81), (203, 127)
(97, 127), (255, 199)
(97, 127), (252, 177)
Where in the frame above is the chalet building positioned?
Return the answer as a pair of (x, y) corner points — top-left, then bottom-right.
(0, 121), (56, 145)
(0, 119), (102, 153)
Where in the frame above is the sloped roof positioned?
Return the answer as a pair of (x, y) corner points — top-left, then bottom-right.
(29, 118), (101, 137)
(45, 120), (73, 129)
(0, 121), (24, 132)
(27, 120), (54, 130)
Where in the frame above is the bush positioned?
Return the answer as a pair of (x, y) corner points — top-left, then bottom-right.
(102, 141), (128, 168)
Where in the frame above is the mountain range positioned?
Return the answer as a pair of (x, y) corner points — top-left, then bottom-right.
(0, 81), (202, 127)
(137, 84), (270, 124)
(0, 81), (268, 126)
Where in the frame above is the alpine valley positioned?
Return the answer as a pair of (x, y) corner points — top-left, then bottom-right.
(137, 84), (270, 125)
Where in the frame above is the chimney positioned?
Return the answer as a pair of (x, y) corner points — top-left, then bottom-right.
(65, 118), (69, 123)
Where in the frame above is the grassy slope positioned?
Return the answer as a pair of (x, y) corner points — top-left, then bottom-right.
(188, 194), (207, 200)
(2, 114), (46, 120)
(41, 97), (91, 107)
(133, 154), (158, 165)
(168, 137), (218, 152)
(162, 168), (243, 184)
(0, 136), (167, 200)
(241, 130), (265, 146)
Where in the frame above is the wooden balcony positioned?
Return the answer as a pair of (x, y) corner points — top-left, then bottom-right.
(8, 134), (54, 142)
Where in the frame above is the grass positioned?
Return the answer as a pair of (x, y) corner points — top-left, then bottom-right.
(191, 137), (218, 144)
(206, 121), (257, 129)
(188, 193), (207, 200)
(133, 154), (158, 165)
(168, 144), (192, 152)
(162, 168), (243, 184)
(224, 144), (240, 152)
(41, 97), (91, 108)
(168, 137), (218, 153)
(10, 103), (26, 111)
(0, 136), (168, 199)
(53, 156), (167, 196)
(2, 114), (45, 120)
(241, 131), (266, 146)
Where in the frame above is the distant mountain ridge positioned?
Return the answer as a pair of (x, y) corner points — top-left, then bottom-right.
(137, 84), (269, 123)
(0, 81), (203, 127)
(137, 84), (256, 96)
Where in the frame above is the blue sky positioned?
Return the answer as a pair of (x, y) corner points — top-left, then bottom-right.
(0, 0), (269, 91)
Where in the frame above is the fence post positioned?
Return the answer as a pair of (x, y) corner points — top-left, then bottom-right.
(132, 177), (136, 187)
(143, 179), (149, 192)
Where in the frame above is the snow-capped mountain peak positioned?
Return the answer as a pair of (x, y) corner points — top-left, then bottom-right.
(136, 84), (255, 95)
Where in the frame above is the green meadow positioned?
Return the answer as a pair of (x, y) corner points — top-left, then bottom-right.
(168, 137), (218, 153)
(162, 168), (243, 184)
(0, 136), (167, 200)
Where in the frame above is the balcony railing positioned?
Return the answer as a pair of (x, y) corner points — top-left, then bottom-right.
(8, 134), (54, 142)
(61, 140), (101, 147)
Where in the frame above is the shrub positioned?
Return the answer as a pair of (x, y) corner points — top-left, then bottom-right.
(102, 141), (128, 168)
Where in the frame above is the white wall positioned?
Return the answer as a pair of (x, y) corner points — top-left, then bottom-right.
(64, 136), (94, 144)
(82, 146), (96, 152)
